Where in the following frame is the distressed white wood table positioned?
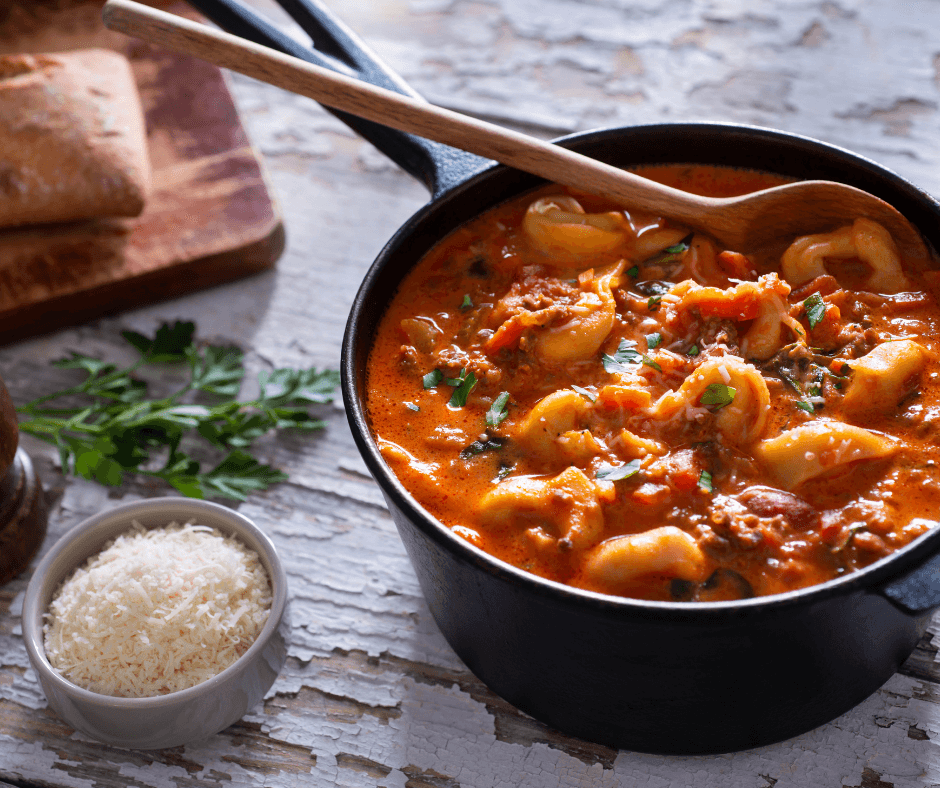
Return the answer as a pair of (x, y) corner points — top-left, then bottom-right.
(2, 1), (940, 785)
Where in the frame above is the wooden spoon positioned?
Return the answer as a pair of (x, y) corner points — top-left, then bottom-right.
(102, 0), (928, 256)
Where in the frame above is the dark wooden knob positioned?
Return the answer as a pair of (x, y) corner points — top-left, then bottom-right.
(0, 377), (47, 586)
(0, 377), (19, 475)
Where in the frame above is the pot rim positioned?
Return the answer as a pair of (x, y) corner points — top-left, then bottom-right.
(342, 120), (940, 620)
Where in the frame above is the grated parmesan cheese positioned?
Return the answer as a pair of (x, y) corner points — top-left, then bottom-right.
(43, 521), (272, 698)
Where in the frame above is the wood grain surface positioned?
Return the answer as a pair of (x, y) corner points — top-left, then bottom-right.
(1, 0), (940, 786)
(0, 0), (283, 344)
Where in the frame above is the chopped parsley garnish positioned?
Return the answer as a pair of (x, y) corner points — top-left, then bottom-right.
(779, 365), (824, 413)
(460, 294), (474, 310)
(664, 241), (690, 255)
(779, 368), (801, 394)
(648, 295), (662, 312)
(602, 339), (661, 374)
(804, 293), (826, 330)
(700, 383), (736, 409)
(460, 437), (503, 459)
(635, 280), (672, 296)
(571, 385), (597, 402)
(835, 523), (868, 552)
(495, 464), (514, 481)
(646, 332), (662, 349)
(486, 391), (510, 427)
(423, 369), (443, 389)
(596, 458), (642, 481)
(447, 369), (477, 407)
(405, 402), (420, 412)
(626, 265), (639, 278)
(698, 470), (714, 493)
(688, 344), (700, 357)
(603, 339), (643, 372)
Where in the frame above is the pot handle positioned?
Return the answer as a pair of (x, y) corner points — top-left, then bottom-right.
(184, 0), (489, 197)
(879, 549), (940, 616)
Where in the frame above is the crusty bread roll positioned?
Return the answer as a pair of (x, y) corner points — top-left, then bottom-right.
(0, 48), (150, 229)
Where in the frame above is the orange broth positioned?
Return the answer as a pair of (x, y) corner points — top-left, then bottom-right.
(366, 164), (940, 601)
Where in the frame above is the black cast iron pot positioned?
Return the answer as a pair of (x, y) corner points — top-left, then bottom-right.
(191, 0), (940, 754)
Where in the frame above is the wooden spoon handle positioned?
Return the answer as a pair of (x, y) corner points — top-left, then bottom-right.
(102, 0), (714, 219)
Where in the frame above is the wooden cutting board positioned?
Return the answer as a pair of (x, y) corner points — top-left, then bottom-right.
(0, 0), (284, 344)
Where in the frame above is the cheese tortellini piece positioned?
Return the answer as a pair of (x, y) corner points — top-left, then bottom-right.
(537, 259), (626, 364)
(513, 389), (599, 463)
(650, 357), (770, 445)
(754, 421), (898, 490)
(841, 339), (928, 418)
(580, 526), (709, 592)
(781, 218), (909, 293)
(523, 196), (630, 262)
(476, 466), (604, 551)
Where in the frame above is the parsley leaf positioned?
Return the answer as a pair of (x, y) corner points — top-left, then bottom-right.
(495, 463), (514, 481)
(603, 339), (643, 373)
(688, 344), (700, 357)
(664, 241), (690, 255)
(602, 339), (661, 374)
(626, 265), (639, 278)
(779, 367), (821, 414)
(700, 383), (736, 408)
(460, 439), (503, 460)
(448, 369), (477, 407)
(423, 369), (443, 389)
(460, 437), (503, 459)
(596, 458), (642, 481)
(460, 294), (474, 310)
(804, 293), (826, 330)
(571, 385), (597, 402)
(486, 391), (510, 427)
(188, 344), (245, 398)
(698, 469), (714, 493)
(16, 322), (338, 501)
(121, 320), (195, 362)
(648, 295), (662, 312)
(646, 332), (662, 349)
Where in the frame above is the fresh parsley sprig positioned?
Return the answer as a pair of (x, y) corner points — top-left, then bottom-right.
(603, 339), (662, 374)
(16, 321), (339, 501)
(596, 458), (642, 481)
(803, 293), (826, 330)
(700, 383), (736, 409)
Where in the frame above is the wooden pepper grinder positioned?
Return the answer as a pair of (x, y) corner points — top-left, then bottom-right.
(0, 377), (47, 585)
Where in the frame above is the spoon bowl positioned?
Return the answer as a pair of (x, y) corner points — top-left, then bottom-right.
(102, 0), (928, 256)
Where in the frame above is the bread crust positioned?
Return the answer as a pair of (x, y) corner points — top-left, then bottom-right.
(0, 48), (150, 228)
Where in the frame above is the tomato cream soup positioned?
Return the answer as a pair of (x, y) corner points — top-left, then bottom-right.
(366, 165), (940, 602)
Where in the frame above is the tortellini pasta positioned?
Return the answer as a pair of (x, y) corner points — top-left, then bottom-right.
(536, 259), (626, 363)
(580, 527), (709, 591)
(650, 357), (770, 445)
(476, 466), (604, 551)
(754, 421), (898, 490)
(523, 196), (630, 261)
(781, 218), (909, 293)
(841, 339), (928, 418)
(514, 389), (593, 462)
